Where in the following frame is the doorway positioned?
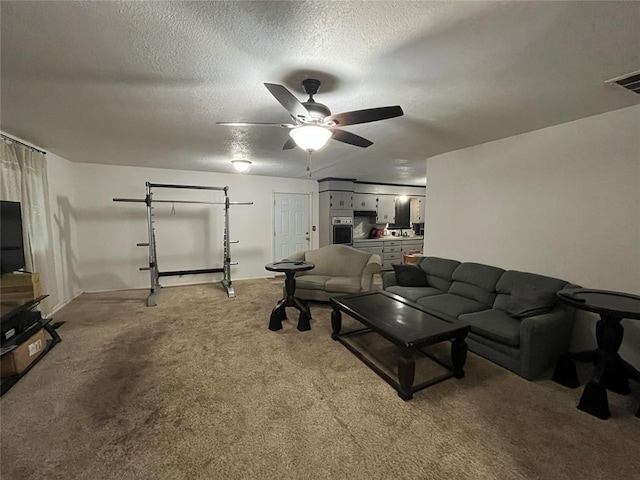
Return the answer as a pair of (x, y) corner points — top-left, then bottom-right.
(273, 193), (311, 261)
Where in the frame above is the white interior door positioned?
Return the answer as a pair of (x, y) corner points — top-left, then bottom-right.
(273, 193), (310, 261)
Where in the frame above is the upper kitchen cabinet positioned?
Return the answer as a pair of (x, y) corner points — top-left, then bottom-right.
(318, 180), (355, 213)
(329, 191), (353, 209)
(410, 197), (425, 223)
(376, 195), (395, 224)
(353, 193), (377, 212)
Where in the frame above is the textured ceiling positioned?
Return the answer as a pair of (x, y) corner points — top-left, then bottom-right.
(1, 1), (639, 185)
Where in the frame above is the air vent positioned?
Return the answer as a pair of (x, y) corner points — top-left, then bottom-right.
(607, 71), (640, 95)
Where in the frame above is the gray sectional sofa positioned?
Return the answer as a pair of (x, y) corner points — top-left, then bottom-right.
(383, 257), (579, 380)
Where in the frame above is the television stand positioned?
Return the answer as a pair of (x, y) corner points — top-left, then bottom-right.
(0, 295), (61, 396)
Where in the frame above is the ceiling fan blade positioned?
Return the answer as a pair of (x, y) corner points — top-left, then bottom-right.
(329, 128), (373, 148)
(283, 138), (296, 150)
(216, 121), (294, 128)
(264, 83), (312, 120)
(325, 106), (404, 127)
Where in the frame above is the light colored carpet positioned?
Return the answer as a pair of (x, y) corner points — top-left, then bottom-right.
(1, 278), (639, 480)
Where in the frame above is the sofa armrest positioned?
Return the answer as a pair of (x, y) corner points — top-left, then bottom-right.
(284, 250), (306, 262)
(360, 254), (382, 291)
(518, 307), (575, 380)
(382, 271), (398, 289)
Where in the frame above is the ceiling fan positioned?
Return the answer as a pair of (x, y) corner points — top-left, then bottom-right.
(217, 79), (404, 152)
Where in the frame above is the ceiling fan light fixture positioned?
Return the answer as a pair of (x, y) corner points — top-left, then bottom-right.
(289, 125), (332, 152)
(231, 159), (252, 172)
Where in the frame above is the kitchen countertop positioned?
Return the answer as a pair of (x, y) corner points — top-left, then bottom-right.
(353, 236), (423, 242)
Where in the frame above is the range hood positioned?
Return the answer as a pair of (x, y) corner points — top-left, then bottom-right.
(354, 210), (377, 217)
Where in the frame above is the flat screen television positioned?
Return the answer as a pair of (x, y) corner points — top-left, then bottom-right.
(0, 201), (26, 275)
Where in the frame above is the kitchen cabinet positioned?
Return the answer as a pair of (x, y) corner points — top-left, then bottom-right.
(382, 240), (402, 270)
(353, 240), (383, 257)
(410, 197), (425, 223)
(329, 191), (353, 209)
(320, 190), (353, 246)
(353, 193), (377, 212)
(353, 239), (402, 270)
(376, 195), (395, 224)
(353, 237), (424, 270)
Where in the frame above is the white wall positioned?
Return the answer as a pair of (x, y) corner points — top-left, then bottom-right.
(426, 105), (640, 368)
(71, 163), (319, 292)
(47, 152), (81, 310)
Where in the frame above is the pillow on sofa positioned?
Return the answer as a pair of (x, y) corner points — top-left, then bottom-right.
(392, 264), (429, 287)
(507, 284), (557, 319)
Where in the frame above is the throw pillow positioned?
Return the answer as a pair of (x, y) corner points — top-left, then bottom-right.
(392, 264), (429, 287)
(507, 284), (557, 319)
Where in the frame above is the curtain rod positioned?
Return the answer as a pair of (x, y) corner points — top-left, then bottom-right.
(0, 133), (47, 155)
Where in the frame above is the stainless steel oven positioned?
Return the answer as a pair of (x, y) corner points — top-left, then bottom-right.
(332, 216), (353, 245)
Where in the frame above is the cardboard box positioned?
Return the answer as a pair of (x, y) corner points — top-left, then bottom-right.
(0, 272), (41, 301)
(1, 328), (47, 377)
(403, 252), (425, 264)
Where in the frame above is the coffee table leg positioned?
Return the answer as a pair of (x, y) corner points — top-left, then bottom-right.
(451, 336), (468, 378)
(398, 348), (415, 401)
(331, 308), (342, 340)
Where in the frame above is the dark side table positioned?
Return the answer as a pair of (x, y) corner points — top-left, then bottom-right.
(552, 288), (640, 420)
(265, 261), (315, 332)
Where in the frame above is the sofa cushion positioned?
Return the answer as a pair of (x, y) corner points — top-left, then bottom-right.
(449, 282), (496, 308)
(417, 293), (487, 318)
(448, 263), (504, 307)
(295, 275), (331, 291)
(417, 257), (461, 291)
(451, 262), (505, 290)
(325, 276), (362, 293)
(459, 309), (521, 347)
(506, 284), (557, 319)
(494, 270), (567, 311)
(386, 286), (444, 302)
(392, 264), (428, 287)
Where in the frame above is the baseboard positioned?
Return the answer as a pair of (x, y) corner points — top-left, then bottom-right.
(80, 275), (278, 295)
(46, 291), (83, 318)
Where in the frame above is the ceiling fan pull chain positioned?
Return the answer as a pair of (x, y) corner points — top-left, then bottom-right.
(171, 202), (176, 215)
(306, 150), (312, 177)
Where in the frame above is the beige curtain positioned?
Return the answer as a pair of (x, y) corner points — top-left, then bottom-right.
(0, 138), (58, 316)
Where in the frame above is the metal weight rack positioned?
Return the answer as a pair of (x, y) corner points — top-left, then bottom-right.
(113, 182), (253, 306)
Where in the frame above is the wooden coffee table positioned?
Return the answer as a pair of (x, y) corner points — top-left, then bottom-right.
(330, 291), (470, 400)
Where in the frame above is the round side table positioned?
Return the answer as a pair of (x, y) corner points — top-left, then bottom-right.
(265, 261), (315, 331)
(553, 288), (640, 420)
